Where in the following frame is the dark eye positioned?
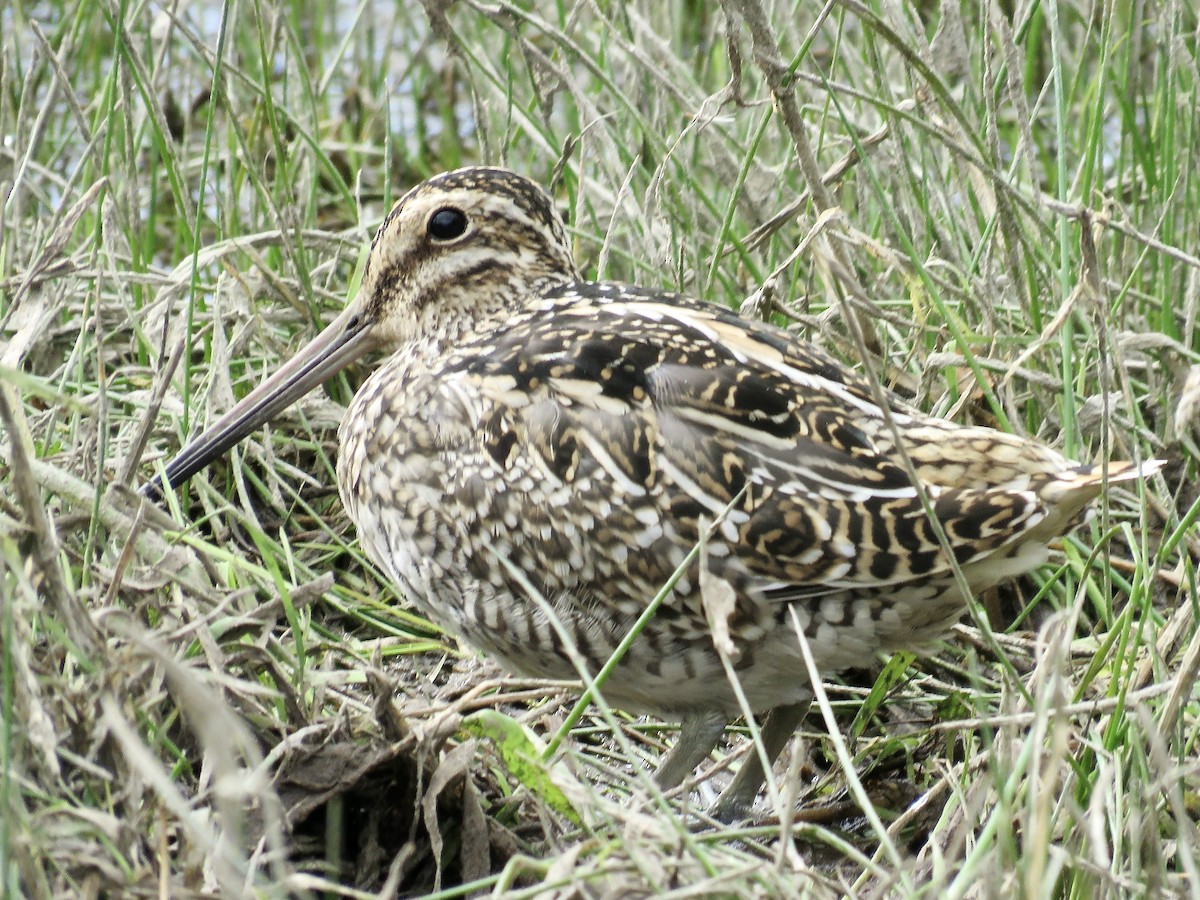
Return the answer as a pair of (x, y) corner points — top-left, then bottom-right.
(427, 207), (468, 241)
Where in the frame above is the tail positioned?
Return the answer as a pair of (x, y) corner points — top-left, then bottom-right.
(1030, 457), (1164, 541)
(1055, 457), (1166, 492)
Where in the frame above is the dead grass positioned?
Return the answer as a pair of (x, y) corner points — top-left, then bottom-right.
(2, 0), (1198, 896)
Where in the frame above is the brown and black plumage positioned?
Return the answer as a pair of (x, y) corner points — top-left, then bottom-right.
(147, 167), (1161, 818)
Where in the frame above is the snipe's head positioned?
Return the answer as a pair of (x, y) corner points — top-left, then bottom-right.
(361, 167), (579, 349)
(144, 167), (577, 497)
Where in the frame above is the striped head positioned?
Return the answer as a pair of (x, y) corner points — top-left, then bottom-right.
(360, 167), (580, 350)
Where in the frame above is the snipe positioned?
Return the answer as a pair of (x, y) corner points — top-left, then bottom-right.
(146, 167), (1160, 819)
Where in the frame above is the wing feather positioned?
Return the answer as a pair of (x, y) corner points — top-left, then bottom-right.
(456, 286), (1088, 602)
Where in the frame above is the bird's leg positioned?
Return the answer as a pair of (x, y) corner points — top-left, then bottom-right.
(710, 700), (810, 821)
(654, 711), (728, 791)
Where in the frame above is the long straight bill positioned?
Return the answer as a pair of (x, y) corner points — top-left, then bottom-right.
(142, 300), (376, 500)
